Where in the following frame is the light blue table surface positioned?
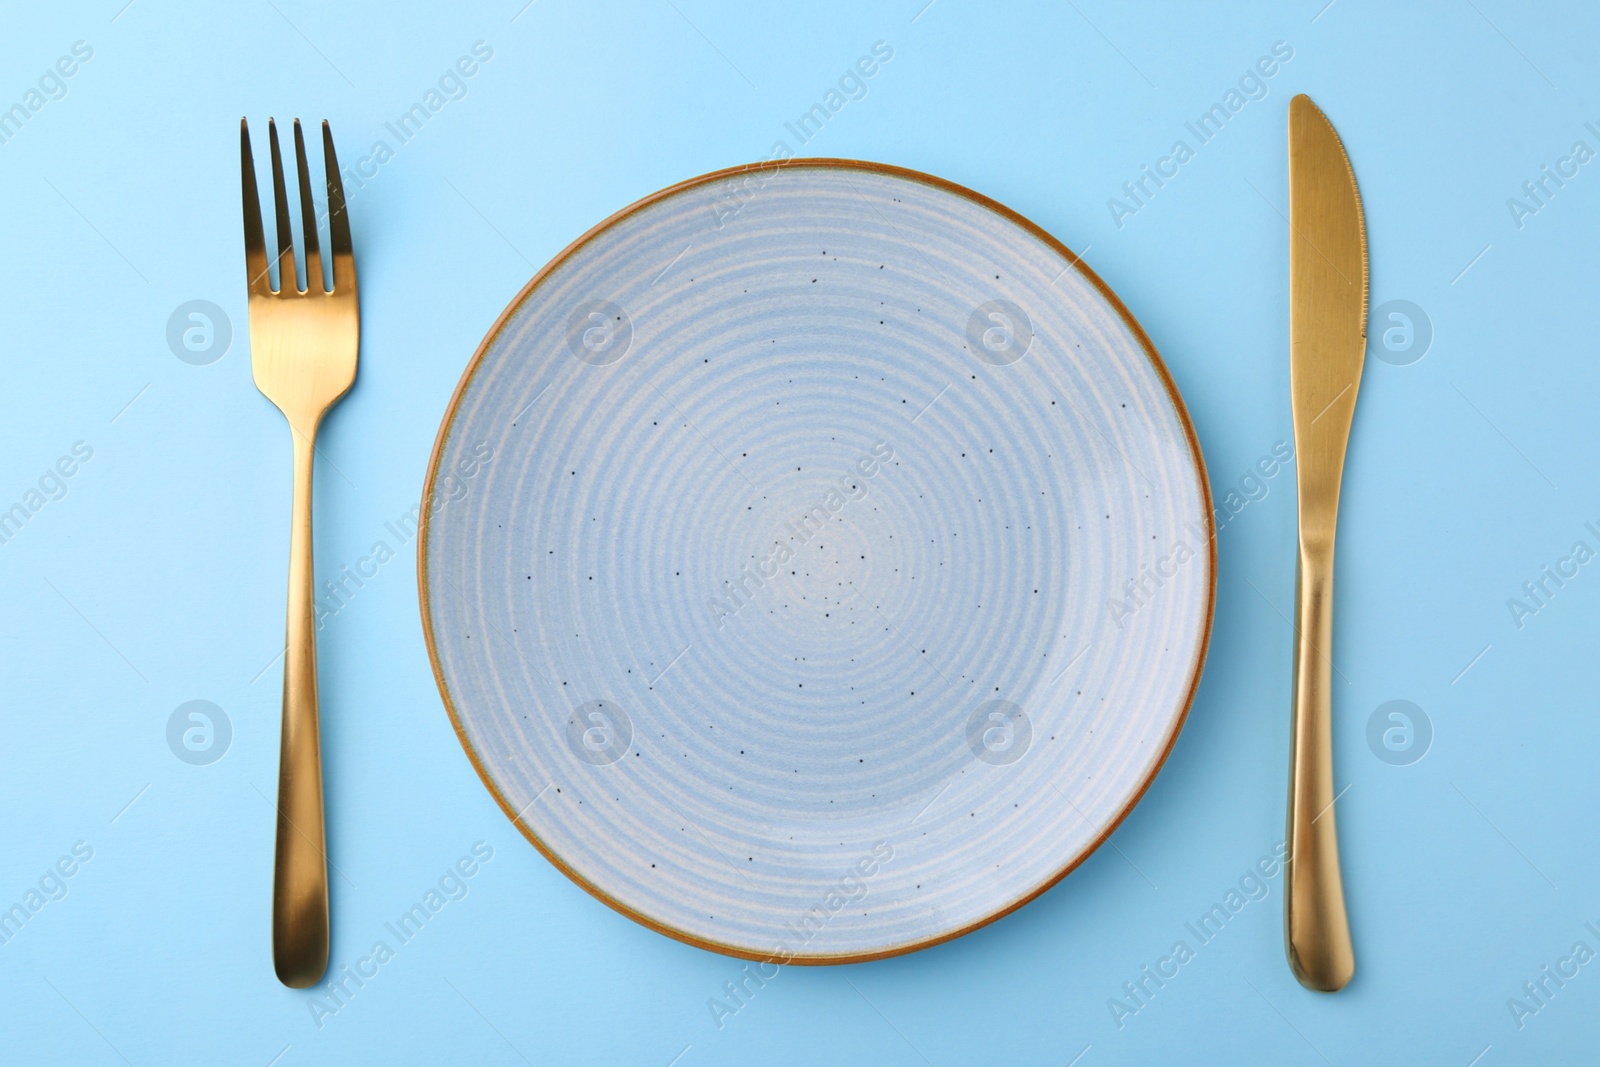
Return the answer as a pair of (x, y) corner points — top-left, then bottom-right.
(2, 1), (1597, 1063)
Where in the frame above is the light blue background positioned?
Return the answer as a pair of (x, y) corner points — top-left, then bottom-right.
(0, 0), (1595, 1063)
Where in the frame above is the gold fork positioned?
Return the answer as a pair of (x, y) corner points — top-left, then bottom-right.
(240, 117), (358, 989)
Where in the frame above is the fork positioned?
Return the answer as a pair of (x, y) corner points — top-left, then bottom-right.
(240, 117), (358, 989)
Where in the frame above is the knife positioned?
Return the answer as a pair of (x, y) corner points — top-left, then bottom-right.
(1284, 93), (1366, 993)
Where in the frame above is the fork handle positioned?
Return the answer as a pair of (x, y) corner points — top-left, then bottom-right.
(1284, 543), (1354, 991)
(273, 425), (330, 988)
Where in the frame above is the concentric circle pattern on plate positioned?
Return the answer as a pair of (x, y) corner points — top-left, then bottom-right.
(421, 161), (1213, 962)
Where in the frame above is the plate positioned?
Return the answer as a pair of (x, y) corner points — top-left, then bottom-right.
(419, 160), (1214, 963)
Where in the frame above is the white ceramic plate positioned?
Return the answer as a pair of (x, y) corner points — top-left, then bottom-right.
(420, 160), (1214, 963)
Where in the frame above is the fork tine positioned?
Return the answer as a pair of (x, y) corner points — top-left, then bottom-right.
(291, 119), (323, 294)
(267, 118), (298, 293)
(321, 121), (354, 295)
(240, 119), (272, 298)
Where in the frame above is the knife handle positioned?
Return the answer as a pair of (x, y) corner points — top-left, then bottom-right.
(1285, 542), (1354, 991)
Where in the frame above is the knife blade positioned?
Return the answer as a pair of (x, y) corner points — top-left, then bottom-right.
(1284, 93), (1366, 993)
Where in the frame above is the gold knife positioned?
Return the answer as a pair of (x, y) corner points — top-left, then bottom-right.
(1284, 93), (1366, 992)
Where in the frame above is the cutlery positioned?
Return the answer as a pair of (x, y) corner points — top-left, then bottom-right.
(240, 117), (358, 989)
(1284, 94), (1365, 993)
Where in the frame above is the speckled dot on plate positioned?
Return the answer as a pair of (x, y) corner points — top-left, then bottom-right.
(420, 160), (1215, 964)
